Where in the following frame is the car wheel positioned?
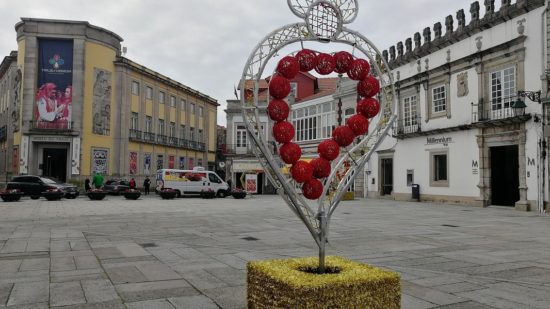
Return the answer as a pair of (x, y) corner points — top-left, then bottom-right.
(217, 190), (227, 198)
(176, 190), (182, 198)
(31, 196), (40, 200)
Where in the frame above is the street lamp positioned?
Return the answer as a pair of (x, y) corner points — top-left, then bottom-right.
(511, 97), (527, 116)
(513, 90), (542, 117)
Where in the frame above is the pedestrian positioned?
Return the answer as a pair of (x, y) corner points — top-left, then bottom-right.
(143, 176), (150, 195)
(129, 178), (136, 189)
(92, 172), (104, 189)
(84, 178), (91, 192)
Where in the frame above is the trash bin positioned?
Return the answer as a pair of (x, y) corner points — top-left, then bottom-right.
(411, 184), (420, 202)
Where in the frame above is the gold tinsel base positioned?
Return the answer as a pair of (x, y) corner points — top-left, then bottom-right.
(247, 256), (400, 309)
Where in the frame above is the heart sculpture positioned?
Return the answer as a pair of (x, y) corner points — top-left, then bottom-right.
(239, 0), (397, 272)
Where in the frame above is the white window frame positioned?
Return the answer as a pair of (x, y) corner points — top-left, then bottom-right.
(403, 95), (417, 128)
(169, 122), (176, 137)
(158, 119), (165, 135)
(180, 125), (186, 139)
(131, 81), (140, 95)
(170, 95), (176, 107)
(131, 112), (139, 130)
(432, 85), (446, 113)
(430, 149), (449, 187)
(490, 67), (516, 113)
(159, 91), (165, 104)
(190, 103), (196, 114)
(180, 99), (186, 110)
(146, 86), (153, 100)
(145, 116), (152, 133)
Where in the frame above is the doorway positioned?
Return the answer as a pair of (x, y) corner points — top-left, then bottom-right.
(43, 148), (67, 182)
(490, 145), (519, 206)
(380, 158), (393, 196)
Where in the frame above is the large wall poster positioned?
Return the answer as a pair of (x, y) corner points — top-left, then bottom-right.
(91, 149), (108, 175)
(168, 155), (175, 169)
(35, 39), (73, 129)
(144, 153), (151, 175)
(129, 152), (138, 175)
(92, 68), (112, 135)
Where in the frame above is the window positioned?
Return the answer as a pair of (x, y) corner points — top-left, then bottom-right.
(197, 159), (203, 167)
(198, 129), (203, 142)
(145, 116), (152, 133)
(181, 99), (186, 110)
(198, 106), (204, 117)
(190, 103), (196, 114)
(292, 103), (334, 142)
(131, 81), (140, 95)
(432, 86), (446, 113)
(403, 95), (417, 127)
(189, 127), (195, 141)
(170, 96), (176, 107)
(290, 82), (298, 97)
(157, 155), (164, 170)
(344, 107), (355, 121)
(158, 119), (165, 135)
(236, 125), (247, 147)
(169, 122), (175, 137)
(430, 151), (449, 187)
(146, 86), (153, 100)
(180, 125), (186, 139)
(159, 91), (165, 104)
(491, 67), (516, 111)
(131, 112), (138, 130)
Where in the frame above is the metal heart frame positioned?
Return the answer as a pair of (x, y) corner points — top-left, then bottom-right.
(239, 0), (397, 272)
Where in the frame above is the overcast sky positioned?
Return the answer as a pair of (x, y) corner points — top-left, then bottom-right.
(0, 0), (483, 126)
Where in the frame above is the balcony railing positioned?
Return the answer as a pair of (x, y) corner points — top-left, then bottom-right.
(129, 129), (142, 140)
(224, 144), (255, 155)
(129, 130), (206, 151)
(472, 98), (526, 123)
(393, 116), (421, 135)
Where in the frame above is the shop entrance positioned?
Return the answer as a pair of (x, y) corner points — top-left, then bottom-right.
(43, 148), (67, 182)
(490, 145), (519, 206)
(380, 158), (393, 196)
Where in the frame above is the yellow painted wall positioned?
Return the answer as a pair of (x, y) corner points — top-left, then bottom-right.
(208, 109), (216, 152)
(158, 104), (165, 119)
(81, 41), (117, 176)
(131, 95), (139, 112)
(146, 101), (153, 116)
(170, 107), (176, 122)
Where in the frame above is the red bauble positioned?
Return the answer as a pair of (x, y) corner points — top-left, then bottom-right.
(357, 97), (381, 118)
(276, 56), (299, 79)
(272, 121), (295, 144)
(267, 99), (289, 122)
(315, 53), (335, 75)
(296, 49), (317, 72)
(357, 76), (380, 97)
(302, 178), (324, 200)
(347, 59), (371, 80)
(334, 51), (354, 74)
(279, 142), (302, 165)
(347, 114), (369, 136)
(269, 74), (291, 99)
(318, 139), (340, 161)
(310, 157), (331, 179)
(291, 160), (313, 183)
(332, 126), (356, 147)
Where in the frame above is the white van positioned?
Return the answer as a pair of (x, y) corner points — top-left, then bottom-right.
(155, 167), (229, 198)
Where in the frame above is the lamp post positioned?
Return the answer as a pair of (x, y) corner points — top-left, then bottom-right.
(511, 97), (527, 116)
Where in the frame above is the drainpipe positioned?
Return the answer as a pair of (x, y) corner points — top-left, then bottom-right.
(540, 1), (549, 213)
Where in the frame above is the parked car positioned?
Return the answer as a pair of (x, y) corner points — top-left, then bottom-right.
(6, 175), (79, 199)
(103, 179), (130, 195)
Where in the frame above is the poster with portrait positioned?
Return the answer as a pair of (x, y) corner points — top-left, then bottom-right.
(92, 149), (108, 175)
(245, 174), (258, 193)
(144, 153), (151, 175)
(36, 39), (73, 129)
(129, 152), (138, 175)
(168, 155), (175, 169)
(179, 156), (185, 169)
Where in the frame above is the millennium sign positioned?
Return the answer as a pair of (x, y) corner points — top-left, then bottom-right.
(426, 136), (452, 145)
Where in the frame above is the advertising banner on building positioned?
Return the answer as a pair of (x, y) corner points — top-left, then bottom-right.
(168, 155), (175, 169)
(129, 152), (138, 175)
(144, 153), (151, 175)
(36, 39), (73, 129)
(92, 149), (108, 175)
(245, 174), (258, 193)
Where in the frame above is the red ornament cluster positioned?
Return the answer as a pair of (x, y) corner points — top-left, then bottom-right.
(268, 49), (382, 201)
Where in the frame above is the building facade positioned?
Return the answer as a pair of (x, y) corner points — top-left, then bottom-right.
(369, 0), (549, 211)
(0, 18), (218, 184)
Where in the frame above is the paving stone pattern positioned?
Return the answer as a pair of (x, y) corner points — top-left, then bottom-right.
(0, 195), (549, 308)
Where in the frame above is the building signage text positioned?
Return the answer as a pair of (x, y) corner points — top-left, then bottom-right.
(426, 136), (453, 145)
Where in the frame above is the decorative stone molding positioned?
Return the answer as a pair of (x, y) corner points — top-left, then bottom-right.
(445, 15), (454, 35)
(476, 36), (483, 51)
(470, 2), (481, 24)
(484, 0), (495, 16)
(517, 18), (526, 35)
(434, 22), (442, 39)
(457, 72), (469, 97)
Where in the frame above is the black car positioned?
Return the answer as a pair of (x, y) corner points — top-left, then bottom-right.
(7, 175), (80, 199)
(103, 179), (130, 195)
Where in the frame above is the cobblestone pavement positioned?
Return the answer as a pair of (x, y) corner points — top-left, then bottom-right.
(0, 194), (549, 308)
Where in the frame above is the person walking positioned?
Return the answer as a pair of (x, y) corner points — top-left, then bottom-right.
(84, 178), (91, 192)
(129, 178), (136, 189)
(143, 176), (150, 195)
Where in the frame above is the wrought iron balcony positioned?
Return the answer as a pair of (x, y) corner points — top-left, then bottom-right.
(156, 134), (168, 144)
(471, 98), (530, 124)
(179, 138), (189, 148)
(168, 136), (179, 146)
(143, 132), (156, 142)
(224, 144), (255, 155)
(129, 129), (142, 141)
(393, 116), (421, 136)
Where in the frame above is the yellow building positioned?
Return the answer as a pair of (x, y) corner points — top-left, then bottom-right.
(0, 18), (218, 184)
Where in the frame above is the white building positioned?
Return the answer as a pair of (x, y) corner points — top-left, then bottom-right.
(368, 0), (549, 211)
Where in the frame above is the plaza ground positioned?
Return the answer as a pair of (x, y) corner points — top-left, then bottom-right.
(0, 194), (549, 308)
